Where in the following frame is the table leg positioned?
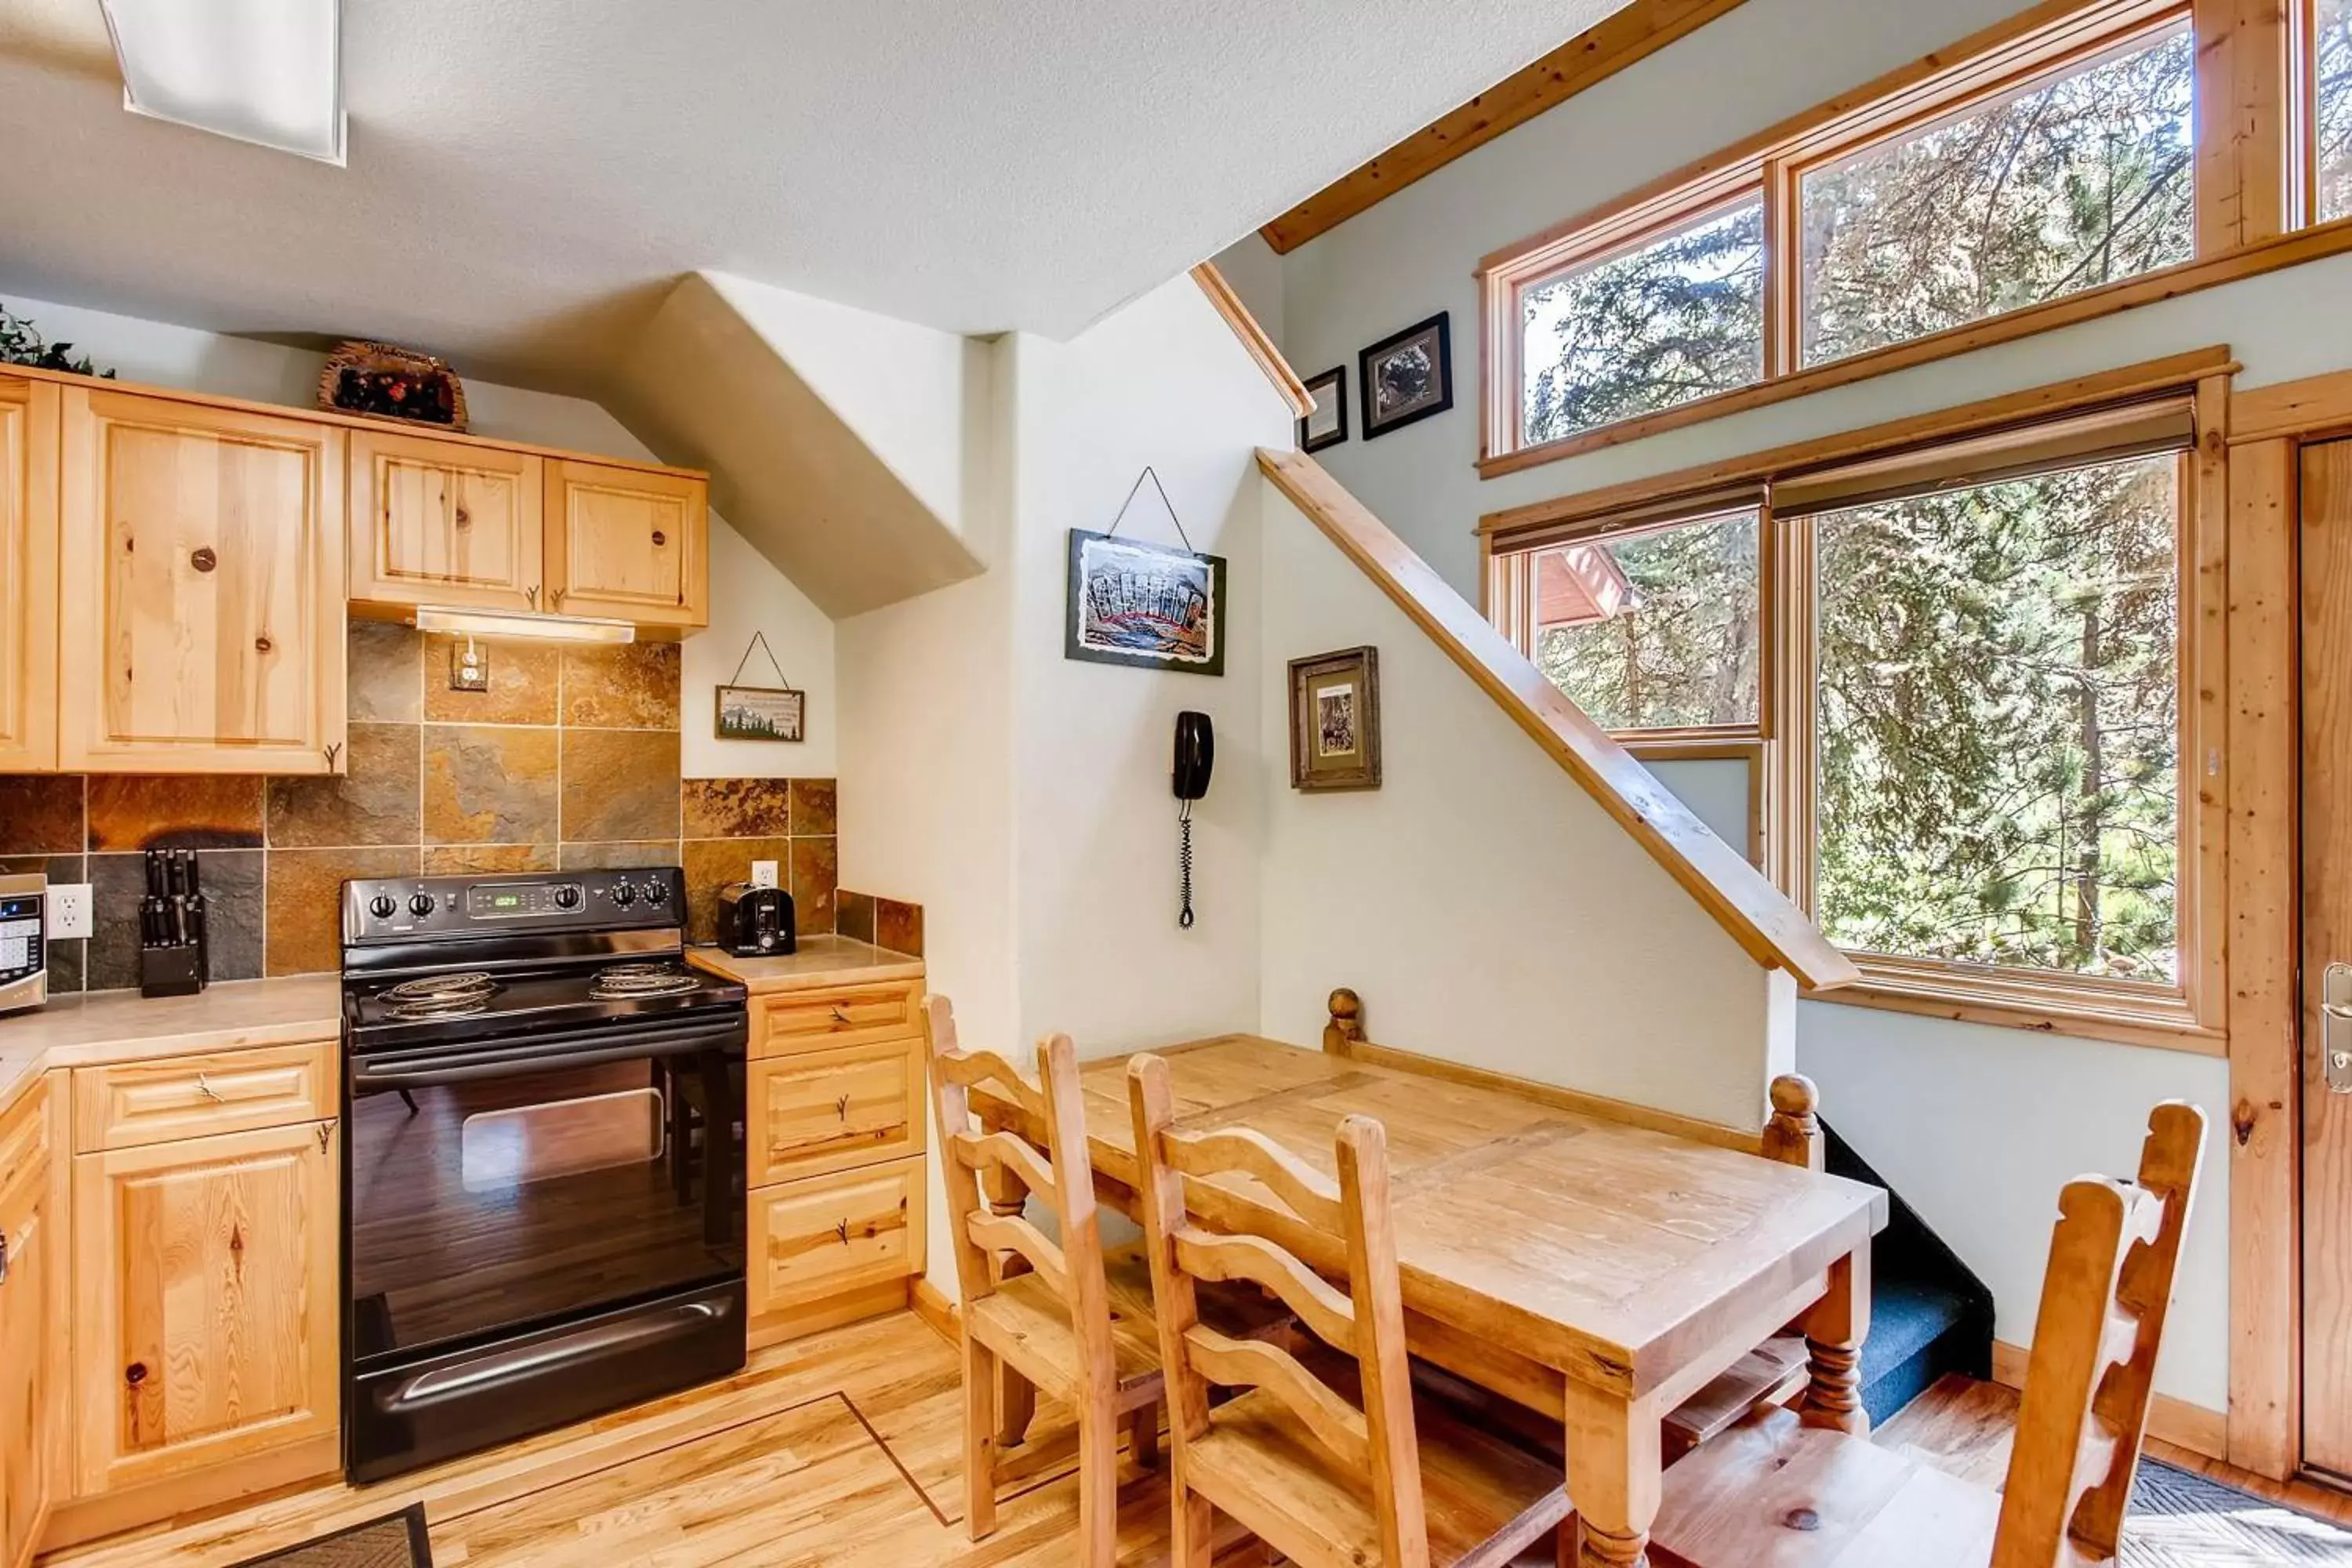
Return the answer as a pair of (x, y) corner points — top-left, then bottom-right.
(1800, 1247), (1871, 1436)
(1562, 1377), (1660, 1568)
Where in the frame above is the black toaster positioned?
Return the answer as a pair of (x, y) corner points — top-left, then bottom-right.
(717, 882), (796, 958)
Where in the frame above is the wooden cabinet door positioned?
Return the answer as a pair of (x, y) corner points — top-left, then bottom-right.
(58, 388), (347, 775)
(349, 429), (543, 614)
(748, 1156), (924, 1319)
(74, 1120), (339, 1496)
(749, 1036), (925, 1185)
(0, 1134), (54, 1568)
(544, 458), (707, 629)
(0, 378), (59, 772)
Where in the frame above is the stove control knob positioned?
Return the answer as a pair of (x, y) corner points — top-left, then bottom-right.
(644, 880), (669, 906)
(368, 894), (397, 920)
(408, 892), (436, 917)
(554, 884), (582, 910)
(612, 882), (637, 907)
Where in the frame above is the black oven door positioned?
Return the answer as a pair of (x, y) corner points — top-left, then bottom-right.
(347, 1011), (746, 1365)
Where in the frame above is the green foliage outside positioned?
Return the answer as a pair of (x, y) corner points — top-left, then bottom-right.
(1534, 511), (1759, 731)
(1522, 28), (2195, 982)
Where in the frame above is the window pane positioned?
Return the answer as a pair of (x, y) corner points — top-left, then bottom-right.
(1519, 201), (1764, 445)
(1815, 454), (2180, 980)
(2321, 0), (2352, 221)
(1800, 27), (2193, 368)
(1530, 509), (1760, 731)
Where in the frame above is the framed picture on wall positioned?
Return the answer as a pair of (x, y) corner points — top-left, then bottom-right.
(1289, 645), (1381, 791)
(1300, 366), (1348, 452)
(1359, 313), (1452, 439)
(1065, 530), (1228, 676)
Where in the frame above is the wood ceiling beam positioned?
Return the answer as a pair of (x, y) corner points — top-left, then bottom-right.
(1257, 0), (1753, 254)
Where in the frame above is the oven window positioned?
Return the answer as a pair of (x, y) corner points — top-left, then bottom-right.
(348, 1053), (743, 1363)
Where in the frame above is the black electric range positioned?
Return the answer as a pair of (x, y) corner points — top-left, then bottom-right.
(339, 866), (749, 1483)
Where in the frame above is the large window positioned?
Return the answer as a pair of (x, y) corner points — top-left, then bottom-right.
(1484, 383), (2218, 1041)
(1799, 27), (2193, 365)
(1810, 455), (2180, 980)
(2315, 0), (2352, 220)
(1479, 0), (2203, 473)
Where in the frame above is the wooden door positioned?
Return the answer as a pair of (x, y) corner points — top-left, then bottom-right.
(349, 428), (543, 614)
(0, 378), (59, 771)
(2303, 437), (2352, 1481)
(73, 1120), (339, 1495)
(58, 387), (347, 775)
(544, 458), (708, 629)
(0, 1138), (53, 1568)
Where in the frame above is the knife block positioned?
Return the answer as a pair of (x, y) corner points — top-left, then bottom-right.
(140, 942), (205, 999)
(139, 848), (210, 1000)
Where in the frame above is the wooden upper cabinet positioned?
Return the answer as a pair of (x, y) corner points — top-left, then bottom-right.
(57, 387), (347, 775)
(73, 1120), (339, 1497)
(545, 458), (709, 629)
(0, 378), (59, 772)
(349, 428), (543, 614)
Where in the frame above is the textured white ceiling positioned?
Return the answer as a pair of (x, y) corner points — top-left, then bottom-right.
(0, 0), (1615, 390)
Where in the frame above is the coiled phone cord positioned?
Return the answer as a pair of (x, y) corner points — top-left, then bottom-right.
(1178, 799), (1196, 929)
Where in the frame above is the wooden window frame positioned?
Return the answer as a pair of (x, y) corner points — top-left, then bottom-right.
(1475, 0), (2314, 481)
(1483, 352), (2234, 1053)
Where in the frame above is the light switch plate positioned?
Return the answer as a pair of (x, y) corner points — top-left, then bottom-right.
(48, 882), (93, 941)
(750, 860), (780, 890)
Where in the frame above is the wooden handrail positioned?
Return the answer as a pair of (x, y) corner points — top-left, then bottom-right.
(1191, 263), (1313, 418)
(1260, 447), (1859, 992)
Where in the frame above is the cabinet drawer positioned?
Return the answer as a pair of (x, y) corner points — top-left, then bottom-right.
(0, 1075), (49, 1201)
(748, 1156), (925, 1318)
(752, 981), (921, 1056)
(74, 1041), (336, 1152)
(750, 1037), (925, 1185)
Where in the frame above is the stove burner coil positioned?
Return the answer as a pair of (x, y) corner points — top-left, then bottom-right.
(589, 962), (700, 1000)
(384, 994), (494, 1020)
(381, 971), (499, 1004)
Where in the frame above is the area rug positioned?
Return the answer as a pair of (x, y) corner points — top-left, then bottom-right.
(229, 1505), (431, 1568)
(2127, 1459), (2352, 1566)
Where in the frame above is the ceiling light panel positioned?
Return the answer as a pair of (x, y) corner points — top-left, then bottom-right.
(100, 0), (345, 165)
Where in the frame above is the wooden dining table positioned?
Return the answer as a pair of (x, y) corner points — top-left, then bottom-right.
(968, 1031), (1888, 1568)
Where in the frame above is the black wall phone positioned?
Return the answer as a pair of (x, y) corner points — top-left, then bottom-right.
(1173, 712), (1214, 927)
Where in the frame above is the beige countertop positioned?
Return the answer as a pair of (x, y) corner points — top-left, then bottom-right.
(0, 975), (346, 1117)
(686, 935), (924, 993)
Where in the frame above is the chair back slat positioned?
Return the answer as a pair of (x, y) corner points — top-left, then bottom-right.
(953, 1127), (1059, 1206)
(1173, 1227), (1357, 1353)
(1992, 1102), (2206, 1568)
(967, 1211), (1074, 1301)
(921, 996), (1120, 1412)
(1129, 1052), (1432, 1568)
(1163, 1124), (1346, 1230)
(1182, 1324), (1372, 1471)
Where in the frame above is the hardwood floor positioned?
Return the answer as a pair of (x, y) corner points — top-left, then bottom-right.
(43, 1319), (2352, 1567)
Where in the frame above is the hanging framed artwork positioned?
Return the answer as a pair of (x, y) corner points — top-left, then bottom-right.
(1288, 645), (1381, 791)
(1359, 312), (1452, 439)
(1065, 466), (1227, 676)
(1299, 366), (1348, 453)
(713, 630), (807, 742)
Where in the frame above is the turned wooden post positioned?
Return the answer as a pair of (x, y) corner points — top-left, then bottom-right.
(1323, 987), (1365, 1056)
(1761, 1073), (1823, 1172)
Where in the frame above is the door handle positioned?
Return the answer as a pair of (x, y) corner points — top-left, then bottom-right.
(2325, 964), (2352, 1094)
(195, 1073), (224, 1103)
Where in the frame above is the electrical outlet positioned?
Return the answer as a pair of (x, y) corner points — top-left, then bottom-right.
(449, 640), (491, 692)
(750, 860), (780, 890)
(48, 882), (93, 941)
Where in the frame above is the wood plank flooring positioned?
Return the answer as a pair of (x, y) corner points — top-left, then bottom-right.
(42, 1317), (2352, 1567)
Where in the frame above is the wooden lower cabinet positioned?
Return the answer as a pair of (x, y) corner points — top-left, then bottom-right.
(748, 1155), (926, 1342)
(749, 1036), (925, 1185)
(0, 1081), (61, 1568)
(71, 1120), (340, 1497)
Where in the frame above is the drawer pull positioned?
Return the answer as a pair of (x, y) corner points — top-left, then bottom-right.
(836, 1094), (851, 1120)
(830, 1005), (851, 1025)
(834, 1219), (850, 1246)
(195, 1073), (224, 1104)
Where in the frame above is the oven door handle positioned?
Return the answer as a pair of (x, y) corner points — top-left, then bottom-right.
(350, 1018), (744, 1090)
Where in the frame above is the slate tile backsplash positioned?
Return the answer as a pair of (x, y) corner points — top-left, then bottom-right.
(0, 622), (841, 989)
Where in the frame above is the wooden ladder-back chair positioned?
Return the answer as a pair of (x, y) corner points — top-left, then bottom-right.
(925, 997), (1290, 1564)
(1648, 1101), (2208, 1568)
(1127, 1051), (1573, 1568)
